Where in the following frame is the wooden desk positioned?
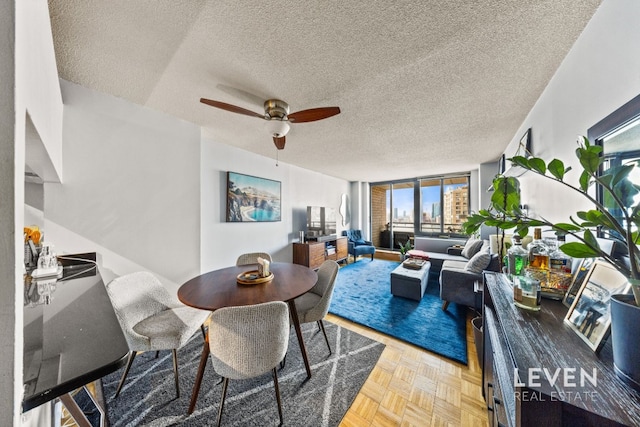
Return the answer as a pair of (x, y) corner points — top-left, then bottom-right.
(178, 262), (318, 414)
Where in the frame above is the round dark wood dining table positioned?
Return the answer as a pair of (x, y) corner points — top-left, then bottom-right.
(177, 262), (318, 414)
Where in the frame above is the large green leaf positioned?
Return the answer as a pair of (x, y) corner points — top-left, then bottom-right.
(579, 170), (591, 192)
(509, 156), (530, 169)
(576, 145), (601, 174)
(559, 242), (600, 258)
(491, 176), (520, 214)
(610, 164), (634, 186)
(528, 158), (547, 174)
(551, 223), (581, 232)
(548, 159), (566, 180)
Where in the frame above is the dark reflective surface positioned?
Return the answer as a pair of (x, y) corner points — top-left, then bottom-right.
(23, 257), (128, 411)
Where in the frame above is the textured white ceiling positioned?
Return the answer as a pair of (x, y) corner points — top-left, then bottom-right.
(47, 0), (602, 182)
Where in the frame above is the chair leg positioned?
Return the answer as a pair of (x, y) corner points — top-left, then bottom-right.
(155, 351), (160, 358)
(172, 349), (180, 398)
(216, 377), (229, 427)
(201, 324), (206, 339)
(272, 368), (284, 426)
(442, 301), (450, 311)
(279, 354), (286, 370)
(370, 253), (374, 260)
(114, 351), (137, 398)
(318, 320), (332, 354)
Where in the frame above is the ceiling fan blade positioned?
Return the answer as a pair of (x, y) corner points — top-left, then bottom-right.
(200, 98), (265, 119)
(273, 136), (286, 150)
(288, 107), (341, 123)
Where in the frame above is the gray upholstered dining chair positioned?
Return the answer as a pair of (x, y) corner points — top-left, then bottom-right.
(208, 301), (289, 426)
(235, 252), (272, 266)
(293, 260), (340, 353)
(105, 271), (210, 398)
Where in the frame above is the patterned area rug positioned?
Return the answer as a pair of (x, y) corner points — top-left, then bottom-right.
(103, 322), (384, 426)
(329, 259), (468, 364)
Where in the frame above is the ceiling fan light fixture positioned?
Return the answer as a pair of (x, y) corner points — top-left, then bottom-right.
(265, 119), (290, 138)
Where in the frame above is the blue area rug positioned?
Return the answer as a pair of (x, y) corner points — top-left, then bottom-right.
(329, 259), (468, 364)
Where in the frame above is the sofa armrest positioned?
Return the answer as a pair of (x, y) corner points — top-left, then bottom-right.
(447, 247), (463, 256)
(439, 267), (482, 308)
(440, 268), (482, 286)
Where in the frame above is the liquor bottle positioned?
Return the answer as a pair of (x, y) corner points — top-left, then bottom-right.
(507, 235), (529, 276)
(548, 234), (573, 295)
(528, 228), (550, 269)
(525, 228), (550, 289)
(549, 234), (571, 273)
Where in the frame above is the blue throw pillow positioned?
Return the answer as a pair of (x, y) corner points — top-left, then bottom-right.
(355, 239), (366, 245)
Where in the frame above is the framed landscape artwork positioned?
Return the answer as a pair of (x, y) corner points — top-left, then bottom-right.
(226, 171), (281, 222)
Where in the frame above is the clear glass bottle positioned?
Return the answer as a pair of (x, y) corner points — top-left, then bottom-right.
(507, 235), (529, 276)
(548, 233), (573, 296)
(513, 275), (541, 311)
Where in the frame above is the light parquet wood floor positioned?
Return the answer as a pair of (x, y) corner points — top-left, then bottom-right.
(329, 311), (489, 427)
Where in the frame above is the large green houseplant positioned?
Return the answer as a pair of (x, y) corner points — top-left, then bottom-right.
(463, 136), (640, 390)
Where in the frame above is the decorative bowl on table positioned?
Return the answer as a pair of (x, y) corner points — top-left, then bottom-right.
(237, 270), (274, 285)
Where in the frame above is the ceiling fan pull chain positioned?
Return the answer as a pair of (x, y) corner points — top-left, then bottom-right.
(276, 149), (279, 167)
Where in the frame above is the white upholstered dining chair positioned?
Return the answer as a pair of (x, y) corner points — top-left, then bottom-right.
(293, 260), (340, 353)
(105, 271), (210, 398)
(208, 301), (289, 426)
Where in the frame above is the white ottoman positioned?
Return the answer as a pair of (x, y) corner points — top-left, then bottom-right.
(390, 261), (431, 301)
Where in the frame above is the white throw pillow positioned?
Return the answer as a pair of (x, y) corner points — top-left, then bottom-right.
(465, 249), (491, 274)
(461, 238), (484, 259)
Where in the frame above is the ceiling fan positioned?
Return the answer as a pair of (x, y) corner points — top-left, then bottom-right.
(200, 98), (340, 150)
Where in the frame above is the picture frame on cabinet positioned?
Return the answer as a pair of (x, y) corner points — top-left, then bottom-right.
(564, 260), (630, 352)
(563, 258), (596, 308)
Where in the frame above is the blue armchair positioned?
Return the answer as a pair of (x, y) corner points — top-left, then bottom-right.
(342, 230), (376, 263)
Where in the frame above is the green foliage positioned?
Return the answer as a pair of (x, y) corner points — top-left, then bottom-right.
(462, 137), (640, 304)
(398, 240), (412, 255)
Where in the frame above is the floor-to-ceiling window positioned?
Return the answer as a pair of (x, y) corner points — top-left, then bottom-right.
(589, 94), (640, 240)
(371, 174), (470, 250)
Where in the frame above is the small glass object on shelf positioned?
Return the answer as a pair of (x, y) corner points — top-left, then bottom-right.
(507, 235), (529, 276)
(525, 227), (551, 294)
(547, 233), (573, 298)
(513, 275), (541, 311)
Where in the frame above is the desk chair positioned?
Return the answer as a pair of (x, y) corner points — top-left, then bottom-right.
(208, 301), (289, 426)
(105, 271), (210, 398)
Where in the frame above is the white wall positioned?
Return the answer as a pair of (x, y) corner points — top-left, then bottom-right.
(502, 0), (640, 226)
(200, 136), (351, 272)
(7, 0), (65, 425)
(45, 80), (202, 288)
(0, 2), (19, 424)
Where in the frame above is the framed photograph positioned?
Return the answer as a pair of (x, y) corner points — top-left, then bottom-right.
(519, 127), (532, 157)
(226, 171), (281, 222)
(563, 258), (596, 308)
(564, 260), (630, 352)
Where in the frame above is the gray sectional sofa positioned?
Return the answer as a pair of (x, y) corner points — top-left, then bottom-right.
(413, 237), (500, 310)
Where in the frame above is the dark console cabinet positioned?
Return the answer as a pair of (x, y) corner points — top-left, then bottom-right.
(293, 236), (347, 270)
(482, 272), (640, 427)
